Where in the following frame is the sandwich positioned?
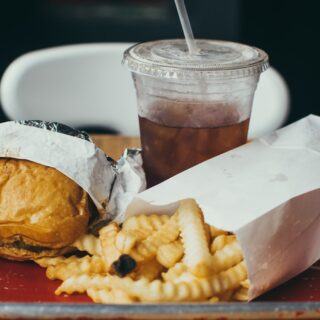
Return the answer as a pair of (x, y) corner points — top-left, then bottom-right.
(0, 158), (93, 260)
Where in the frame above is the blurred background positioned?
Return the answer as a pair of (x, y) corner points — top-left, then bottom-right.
(0, 0), (318, 127)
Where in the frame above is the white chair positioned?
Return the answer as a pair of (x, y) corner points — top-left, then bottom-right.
(0, 43), (290, 138)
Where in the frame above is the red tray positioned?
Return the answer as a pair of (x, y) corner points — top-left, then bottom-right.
(0, 258), (90, 303)
(1, 258), (320, 303)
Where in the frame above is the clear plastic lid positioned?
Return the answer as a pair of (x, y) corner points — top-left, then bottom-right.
(123, 39), (269, 80)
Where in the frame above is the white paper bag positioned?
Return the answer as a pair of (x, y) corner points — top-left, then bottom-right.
(124, 114), (320, 299)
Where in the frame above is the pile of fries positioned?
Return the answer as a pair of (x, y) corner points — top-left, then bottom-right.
(35, 199), (249, 303)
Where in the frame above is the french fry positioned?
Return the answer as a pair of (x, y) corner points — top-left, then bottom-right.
(129, 214), (179, 262)
(72, 234), (102, 256)
(87, 288), (135, 304)
(161, 263), (188, 282)
(210, 235), (236, 253)
(115, 230), (137, 254)
(178, 199), (212, 277)
(46, 255), (106, 281)
(216, 261), (247, 293)
(34, 256), (66, 268)
(210, 240), (243, 274)
(204, 223), (212, 246)
(233, 286), (249, 301)
(170, 272), (197, 284)
(218, 290), (234, 302)
(109, 261), (247, 302)
(99, 222), (121, 271)
(208, 296), (220, 303)
(39, 207), (250, 304)
(55, 274), (111, 295)
(87, 288), (114, 303)
(156, 240), (184, 268)
(122, 214), (170, 241)
(209, 225), (228, 238)
(131, 259), (164, 281)
(240, 279), (250, 289)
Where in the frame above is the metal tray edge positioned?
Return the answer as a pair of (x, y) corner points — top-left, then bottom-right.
(1, 302), (320, 320)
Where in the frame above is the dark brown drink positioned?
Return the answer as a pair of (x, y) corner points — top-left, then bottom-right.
(139, 116), (249, 187)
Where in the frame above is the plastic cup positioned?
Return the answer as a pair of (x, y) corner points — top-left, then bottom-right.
(123, 39), (269, 187)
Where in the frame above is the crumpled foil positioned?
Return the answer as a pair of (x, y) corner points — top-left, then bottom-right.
(17, 120), (92, 142)
(0, 120), (146, 228)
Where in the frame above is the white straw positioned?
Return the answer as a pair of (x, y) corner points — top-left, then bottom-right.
(174, 0), (198, 55)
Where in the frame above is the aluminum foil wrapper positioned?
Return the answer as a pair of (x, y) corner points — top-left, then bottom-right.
(0, 120), (146, 226)
(17, 120), (92, 142)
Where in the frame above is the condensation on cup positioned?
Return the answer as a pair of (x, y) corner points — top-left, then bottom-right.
(123, 39), (269, 187)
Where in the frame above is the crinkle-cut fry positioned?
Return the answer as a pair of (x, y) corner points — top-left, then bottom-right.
(178, 199), (212, 277)
(161, 263), (187, 282)
(233, 286), (249, 301)
(99, 222), (121, 271)
(209, 225), (228, 238)
(204, 223), (212, 246)
(210, 240), (243, 274)
(240, 279), (250, 289)
(210, 235), (236, 253)
(218, 290), (234, 302)
(131, 259), (164, 281)
(72, 234), (102, 256)
(156, 240), (184, 269)
(129, 214), (179, 262)
(208, 296), (220, 303)
(87, 288), (113, 304)
(110, 261), (247, 302)
(115, 230), (137, 254)
(171, 272), (197, 284)
(87, 288), (136, 304)
(46, 256), (106, 281)
(122, 214), (170, 240)
(34, 256), (66, 268)
(55, 274), (111, 295)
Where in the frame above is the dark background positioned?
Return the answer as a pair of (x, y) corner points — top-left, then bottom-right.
(0, 0), (318, 124)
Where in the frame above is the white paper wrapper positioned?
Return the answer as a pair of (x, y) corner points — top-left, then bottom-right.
(124, 114), (320, 300)
(0, 121), (145, 223)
